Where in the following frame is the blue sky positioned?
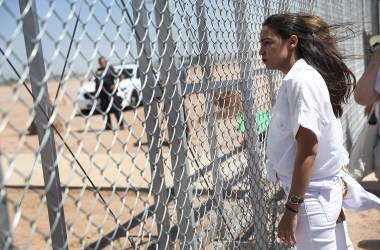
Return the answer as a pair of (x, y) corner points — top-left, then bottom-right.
(0, 0), (268, 82)
(1, 0), (141, 81)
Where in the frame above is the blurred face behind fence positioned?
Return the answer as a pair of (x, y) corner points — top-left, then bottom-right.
(98, 57), (107, 69)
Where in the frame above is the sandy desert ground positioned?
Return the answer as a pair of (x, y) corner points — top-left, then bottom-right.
(0, 72), (379, 249)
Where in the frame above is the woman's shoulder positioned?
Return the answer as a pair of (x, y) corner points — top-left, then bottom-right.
(285, 59), (323, 83)
(287, 69), (324, 89)
(285, 66), (329, 102)
(295, 62), (323, 80)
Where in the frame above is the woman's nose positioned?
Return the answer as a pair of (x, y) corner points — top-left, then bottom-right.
(259, 48), (264, 56)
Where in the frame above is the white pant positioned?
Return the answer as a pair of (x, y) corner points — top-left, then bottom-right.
(279, 175), (353, 249)
(336, 221), (354, 250)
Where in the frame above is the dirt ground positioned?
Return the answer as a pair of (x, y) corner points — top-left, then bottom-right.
(4, 187), (380, 249)
(346, 208), (380, 250)
(1, 74), (380, 249)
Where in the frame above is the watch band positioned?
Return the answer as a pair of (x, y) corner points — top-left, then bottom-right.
(288, 194), (304, 205)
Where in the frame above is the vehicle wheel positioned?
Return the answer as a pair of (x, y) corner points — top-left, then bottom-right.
(130, 90), (140, 108)
(79, 109), (91, 116)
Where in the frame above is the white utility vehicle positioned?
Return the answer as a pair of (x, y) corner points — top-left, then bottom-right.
(76, 64), (142, 115)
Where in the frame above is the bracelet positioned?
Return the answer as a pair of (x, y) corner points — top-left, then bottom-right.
(285, 204), (298, 214)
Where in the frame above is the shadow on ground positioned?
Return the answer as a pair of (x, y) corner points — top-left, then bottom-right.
(358, 240), (380, 250)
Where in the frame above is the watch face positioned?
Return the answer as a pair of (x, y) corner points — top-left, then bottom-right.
(290, 196), (299, 203)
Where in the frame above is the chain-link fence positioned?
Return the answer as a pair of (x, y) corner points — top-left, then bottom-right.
(0, 0), (378, 249)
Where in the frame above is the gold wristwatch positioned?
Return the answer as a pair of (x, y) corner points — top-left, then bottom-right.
(288, 194), (304, 205)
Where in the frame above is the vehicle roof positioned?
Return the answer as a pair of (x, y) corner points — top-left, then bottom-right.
(113, 64), (139, 70)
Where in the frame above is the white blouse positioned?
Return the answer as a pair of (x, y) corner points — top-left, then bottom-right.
(266, 59), (349, 181)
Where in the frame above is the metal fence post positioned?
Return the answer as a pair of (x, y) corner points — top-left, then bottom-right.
(235, 0), (270, 248)
(0, 159), (11, 250)
(18, 1), (67, 249)
(154, 0), (198, 248)
(131, 1), (172, 249)
(195, 0), (226, 239)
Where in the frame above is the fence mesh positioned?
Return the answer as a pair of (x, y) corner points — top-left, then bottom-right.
(0, 0), (378, 249)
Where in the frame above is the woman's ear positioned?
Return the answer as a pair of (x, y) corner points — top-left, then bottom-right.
(289, 35), (298, 49)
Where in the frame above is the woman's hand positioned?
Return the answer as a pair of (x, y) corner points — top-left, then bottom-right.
(277, 210), (297, 245)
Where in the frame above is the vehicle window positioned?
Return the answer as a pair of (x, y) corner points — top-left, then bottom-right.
(122, 69), (134, 79)
(136, 68), (140, 78)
